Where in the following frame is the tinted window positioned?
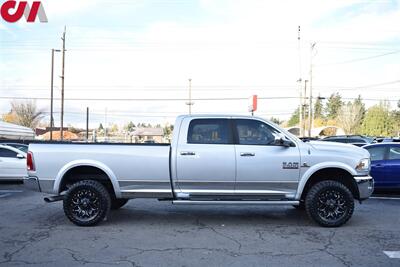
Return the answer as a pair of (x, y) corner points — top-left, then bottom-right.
(389, 146), (400, 160)
(235, 119), (279, 145)
(188, 119), (231, 144)
(0, 148), (18, 158)
(350, 139), (366, 144)
(366, 146), (386, 161)
(326, 138), (347, 143)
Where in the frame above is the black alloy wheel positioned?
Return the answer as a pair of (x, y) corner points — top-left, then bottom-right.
(305, 180), (354, 227)
(63, 180), (111, 226)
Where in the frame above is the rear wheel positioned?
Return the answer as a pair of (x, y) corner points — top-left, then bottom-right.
(305, 180), (354, 227)
(63, 180), (111, 226)
(111, 199), (129, 210)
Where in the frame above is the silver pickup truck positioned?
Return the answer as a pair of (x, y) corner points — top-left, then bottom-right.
(25, 115), (373, 227)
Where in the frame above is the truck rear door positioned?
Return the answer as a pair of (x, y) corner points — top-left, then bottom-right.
(175, 118), (236, 195)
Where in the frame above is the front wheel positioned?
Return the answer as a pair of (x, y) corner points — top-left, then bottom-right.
(305, 180), (354, 227)
(63, 180), (111, 226)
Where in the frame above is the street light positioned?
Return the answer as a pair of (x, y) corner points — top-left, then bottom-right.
(50, 49), (61, 141)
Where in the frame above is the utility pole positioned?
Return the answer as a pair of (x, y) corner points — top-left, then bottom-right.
(186, 78), (194, 115)
(60, 26), (66, 141)
(86, 107), (89, 142)
(308, 42), (316, 137)
(50, 48), (60, 141)
(302, 80), (308, 137)
(297, 26), (303, 137)
(104, 107), (108, 141)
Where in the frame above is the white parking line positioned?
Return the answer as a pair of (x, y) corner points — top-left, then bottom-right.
(370, 196), (400, 200)
(0, 193), (11, 198)
(383, 251), (400, 259)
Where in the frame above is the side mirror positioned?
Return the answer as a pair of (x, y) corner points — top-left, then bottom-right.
(274, 136), (294, 147)
(16, 154), (25, 159)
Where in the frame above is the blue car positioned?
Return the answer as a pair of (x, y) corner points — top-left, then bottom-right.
(363, 143), (400, 190)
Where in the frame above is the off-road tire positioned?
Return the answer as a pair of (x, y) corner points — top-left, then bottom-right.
(63, 180), (111, 226)
(305, 180), (354, 227)
(111, 199), (129, 210)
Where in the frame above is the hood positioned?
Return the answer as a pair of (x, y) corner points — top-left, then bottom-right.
(307, 140), (370, 159)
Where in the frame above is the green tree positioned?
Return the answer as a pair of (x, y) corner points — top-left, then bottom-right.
(269, 117), (282, 125)
(287, 107), (299, 127)
(325, 93), (343, 119)
(125, 121), (135, 132)
(391, 100), (400, 136)
(98, 123), (104, 131)
(361, 101), (394, 136)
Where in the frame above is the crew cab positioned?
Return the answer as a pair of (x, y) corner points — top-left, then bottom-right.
(25, 115), (373, 227)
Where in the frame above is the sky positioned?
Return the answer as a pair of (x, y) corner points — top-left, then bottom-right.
(1, 0), (400, 129)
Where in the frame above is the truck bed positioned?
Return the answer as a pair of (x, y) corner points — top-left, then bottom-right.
(29, 143), (172, 197)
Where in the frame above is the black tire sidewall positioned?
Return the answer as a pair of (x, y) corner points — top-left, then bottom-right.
(63, 180), (111, 226)
(305, 180), (354, 227)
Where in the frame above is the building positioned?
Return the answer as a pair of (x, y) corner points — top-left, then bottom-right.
(130, 127), (164, 143)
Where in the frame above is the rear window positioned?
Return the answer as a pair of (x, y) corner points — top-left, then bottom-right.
(187, 119), (231, 144)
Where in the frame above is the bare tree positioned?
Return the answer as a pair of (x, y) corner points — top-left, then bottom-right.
(9, 101), (44, 129)
(337, 102), (363, 134)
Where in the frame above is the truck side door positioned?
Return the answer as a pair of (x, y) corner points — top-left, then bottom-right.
(233, 119), (300, 198)
(175, 118), (236, 195)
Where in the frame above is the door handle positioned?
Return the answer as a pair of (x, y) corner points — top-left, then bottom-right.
(180, 151), (196, 156)
(240, 152), (255, 157)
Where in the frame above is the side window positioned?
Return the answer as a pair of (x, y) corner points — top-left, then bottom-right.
(187, 119), (231, 144)
(389, 146), (400, 160)
(235, 119), (279, 145)
(367, 146), (386, 161)
(0, 148), (18, 158)
(351, 139), (366, 144)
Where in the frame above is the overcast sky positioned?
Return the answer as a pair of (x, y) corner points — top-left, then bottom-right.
(1, 0), (399, 128)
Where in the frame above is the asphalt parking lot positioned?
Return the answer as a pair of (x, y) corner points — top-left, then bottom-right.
(0, 183), (399, 267)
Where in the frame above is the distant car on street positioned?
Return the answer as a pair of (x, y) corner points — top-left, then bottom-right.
(321, 135), (374, 147)
(0, 144), (27, 181)
(363, 143), (400, 190)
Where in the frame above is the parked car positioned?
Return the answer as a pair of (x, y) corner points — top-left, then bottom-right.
(321, 135), (374, 147)
(0, 143), (29, 153)
(363, 143), (400, 190)
(374, 138), (400, 143)
(0, 144), (27, 181)
(25, 115), (373, 227)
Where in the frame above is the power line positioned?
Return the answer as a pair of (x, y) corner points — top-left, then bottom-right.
(316, 50), (400, 67)
(0, 96), (397, 102)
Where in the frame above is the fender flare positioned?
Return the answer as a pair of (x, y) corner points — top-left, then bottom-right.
(295, 162), (357, 199)
(53, 159), (121, 198)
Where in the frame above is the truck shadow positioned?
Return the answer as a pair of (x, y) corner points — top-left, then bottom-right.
(108, 202), (313, 227)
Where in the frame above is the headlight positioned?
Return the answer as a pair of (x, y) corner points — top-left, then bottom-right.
(356, 158), (370, 172)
